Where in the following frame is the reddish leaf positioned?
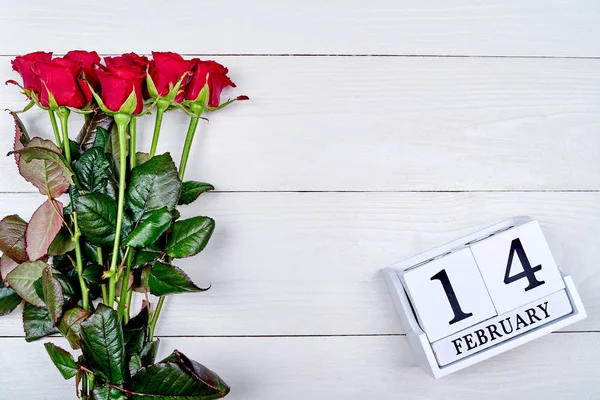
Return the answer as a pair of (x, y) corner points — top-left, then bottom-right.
(11, 112), (30, 164)
(16, 137), (72, 199)
(0, 214), (28, 263)
(0, 254), (19, 283)
(26, 200), (64, 261)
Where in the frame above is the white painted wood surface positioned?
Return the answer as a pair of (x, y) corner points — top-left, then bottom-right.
(1, 0), (600, 57)
(1, 1), (599, 399)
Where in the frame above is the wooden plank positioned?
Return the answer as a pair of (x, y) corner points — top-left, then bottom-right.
(1, 1), (600, 57)
(1, 56), (600, 192)
(0, 192), (597, 336)
(0, 334), (598, 399)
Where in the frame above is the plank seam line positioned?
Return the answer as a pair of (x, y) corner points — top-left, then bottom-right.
(0, 331), (596, 339)
(1, 54), (599, 60)
(1, 190), (599, 195)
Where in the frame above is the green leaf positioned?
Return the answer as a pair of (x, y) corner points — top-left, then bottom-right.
(23, 303), (59, 342)
(82, 263), (105, 284)
(6, 261), (47, 306)
(131, 350), (230, 399)
(126, 153), (181, 222)
(129, 354), (142, 377)
(93, 126), (111, 152)
(48, 227), (75, 256)
(143, 263), (205, 297)
(44, 342), (78, 379)
(139, 339), (160, 367)
(0, 214), (28, 264)
(165, 217), (215, 259)
(41, 267), (64, 326)
(76, 194), (117, 247)
(0, 286), (22, 316)
(123, 208), (171, 248)
(57, 307), (89, 350)
(179, 181), (214, 205)
(76, 110), (114, 151)
(131, 244), (162, 269)
(25, 199), (63, 261)
(80, 304), (126, 384)
(54, 273), (77, 302)
(123, 306), (148, 357)
(73, 147), (112, 193)
(13, 137), (74, 198)
(91, 385), (128, 400)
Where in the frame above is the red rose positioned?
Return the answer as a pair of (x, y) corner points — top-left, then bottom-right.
(185, 59), (236, 107)
(95, 63), (145, 114)
(148, 51), (193, 102)
(11, 51), (53, 94)
(104, 52), (148, 72)
(32, 57), (91, 108)
(64, 50), (101, 87)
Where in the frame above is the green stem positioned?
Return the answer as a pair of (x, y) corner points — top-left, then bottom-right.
(107, 113), (131, 308)
(150, 108), (203, 339)
(96, 247), (109, 304)
(73, 213), (89, 311)
(81, 373), (88, 400)
(117, 248), (132, 322)
(48, 110), (62, 148)
(148, 296), (165, 341)
(57, 108), (71, 163)
(129, 117), (137, 168)
(178, 115), (200, 179)
(57, 108), (89, 310)
(148, 107), (204, 340)
(87, 373), (95, 393)
(149, 99), (169, 157)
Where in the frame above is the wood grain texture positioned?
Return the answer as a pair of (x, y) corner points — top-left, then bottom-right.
(1, 1), (600, 57)
(0, 334), (598, 399)
(0, 192), (597, 336)
(2, 56), (600, 192)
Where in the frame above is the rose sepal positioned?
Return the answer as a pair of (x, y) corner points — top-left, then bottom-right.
(146, 71), (190, 105)
(207, 95), (250, 111)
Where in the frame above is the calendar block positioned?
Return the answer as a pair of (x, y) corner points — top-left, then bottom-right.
(468, 220), (565, 315)
(431, 289), (572, 366)
(400, 248), (496, 342)
(382, 216), (587, 378)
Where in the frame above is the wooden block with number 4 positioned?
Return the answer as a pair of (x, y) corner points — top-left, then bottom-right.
(400, 248), (497, 342)
(467, 219), (565, 315)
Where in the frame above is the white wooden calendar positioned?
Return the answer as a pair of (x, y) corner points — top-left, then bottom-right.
(383, 216), (587, 378)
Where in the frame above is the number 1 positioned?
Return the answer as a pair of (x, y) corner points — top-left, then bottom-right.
(430, 269), (473, 325)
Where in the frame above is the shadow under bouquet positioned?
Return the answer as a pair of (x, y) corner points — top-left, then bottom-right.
(1, 50), (247, 399)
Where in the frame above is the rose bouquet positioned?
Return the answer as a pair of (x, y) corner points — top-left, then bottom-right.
(1, 50), (246, 399)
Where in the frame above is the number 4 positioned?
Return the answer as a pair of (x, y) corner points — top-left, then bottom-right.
(504, 238), (545, 291)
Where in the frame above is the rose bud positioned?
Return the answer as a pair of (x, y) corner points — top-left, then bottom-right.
(64, 50), (101, 87)
(93, 63), (145, 115)
(10, 51), (53, 95)
(32, 57), (91, 109)
(185, 59), (236, 108)
(147, 51), (194, 103)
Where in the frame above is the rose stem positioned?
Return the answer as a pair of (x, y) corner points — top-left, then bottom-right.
(47, 110), (62, 148)
(177, 112), (201, 179)
(97, 247), (109, 304)
(149, 99), (169, 157)
(57, 107), (89, 311)
(118, 117), (138, 322)
(148, 107), (203, 340)
(107, 113), (131, 308)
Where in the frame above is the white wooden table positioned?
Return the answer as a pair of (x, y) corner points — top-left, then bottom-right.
(1, 1), (599, 398)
